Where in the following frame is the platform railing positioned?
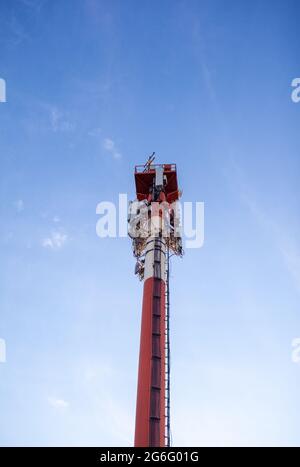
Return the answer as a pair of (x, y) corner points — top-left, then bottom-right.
(135, 163), (176, 174)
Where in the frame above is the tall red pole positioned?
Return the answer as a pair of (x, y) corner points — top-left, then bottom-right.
(130, 161), (182, 447)
(134, 236), (166, 447)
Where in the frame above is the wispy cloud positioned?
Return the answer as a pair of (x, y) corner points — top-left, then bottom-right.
(48, 397), (69, 409)
(102, 138), (122, 160)
(278, 237), (300, 293)
(229, 161), (300, 293)
(7, 15), (29, 47)
(42, 231), (67, 250)
(49, 107), (75, 133)
(20, 0), (47, 9)
(14, 199), (24, 212)
(80, 359), (133, 445)
(20, 100), (76, 136)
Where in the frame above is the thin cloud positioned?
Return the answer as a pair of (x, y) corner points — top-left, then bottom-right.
(20, 0), (47, 9)
(242, 192), (300, 292)
(48, 397), (69, 409)
(42, 231), (67, 249)
(8, 15), (29, 47)
(14, 199), (24, 212)
(103, 138), (122, 160)
(279, 238), (300, 293)
(230, 161), (300, 293)
(50, 107), (75, 133)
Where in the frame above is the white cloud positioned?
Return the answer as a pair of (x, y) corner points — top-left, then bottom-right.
(50, 107), (75, 133)
(14, 199), (24, 212)
(42, 231), (67, 249)
(53, 216), (60, 223)
(103, 138), (122, 160)
(48, 397), (69, 409)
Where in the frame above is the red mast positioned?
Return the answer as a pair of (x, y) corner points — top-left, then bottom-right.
(128, 157), (182, 447)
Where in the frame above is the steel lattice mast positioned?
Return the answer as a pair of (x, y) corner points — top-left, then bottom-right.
(128, 157), (182, 447)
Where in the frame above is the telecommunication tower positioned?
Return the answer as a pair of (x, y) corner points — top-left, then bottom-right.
(128, 156), (182, 447)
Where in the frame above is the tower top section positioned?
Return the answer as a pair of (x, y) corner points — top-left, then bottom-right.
(128, 156), (183, 268)
(134, 163), (180, 204)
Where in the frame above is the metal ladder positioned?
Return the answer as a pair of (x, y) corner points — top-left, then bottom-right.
(164, 247), (171, 447)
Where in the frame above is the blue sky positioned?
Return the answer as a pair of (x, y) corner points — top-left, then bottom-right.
(0, 0), (300, 447)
